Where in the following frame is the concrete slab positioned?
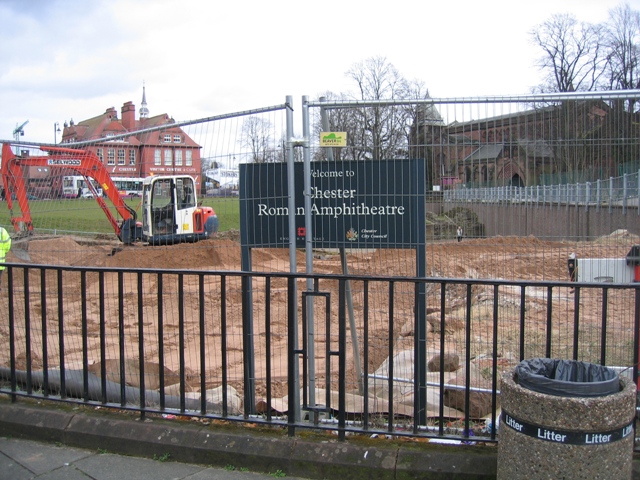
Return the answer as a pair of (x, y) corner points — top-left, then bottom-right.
(16, 397), (640, 479)
(0, 403), (72, 443)
(0, 450), (36, 480)
(0, 436), (91, 475)
(64, 413), (199, 458)
(0, 436), (314, 480)
(72, 453), (204, 480)
(289, 439), (397, 480)
(188, 427), (294, 472)
(26, 466), (94, 480)
(396, 442), (498, 479)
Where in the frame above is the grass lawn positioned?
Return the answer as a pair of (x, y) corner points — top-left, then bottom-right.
(202, 197), (240, 231)
(0, 196), (239, 235)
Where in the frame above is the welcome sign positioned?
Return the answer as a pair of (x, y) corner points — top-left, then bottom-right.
(239, 159), (425, 249)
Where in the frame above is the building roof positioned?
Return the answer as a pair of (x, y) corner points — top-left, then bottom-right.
(446, 99), (611, 133)
(63, 107), (141, 145)
(62, 108), (199, 149)
(517, 139), (554, 158)
(135, 114), (200, 148)
(416, 104), (444, 126)
(462, 144), (504, 163)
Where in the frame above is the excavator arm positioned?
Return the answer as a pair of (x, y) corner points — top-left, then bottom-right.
(1, 143), (139, 244)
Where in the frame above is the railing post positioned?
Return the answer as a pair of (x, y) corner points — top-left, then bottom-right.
(609, 177), (614, 214)
(624, 173), (629, 214)
(287, 275), (299, 436)
(338, 278), (347, 441)
(8, 267), (16, 402)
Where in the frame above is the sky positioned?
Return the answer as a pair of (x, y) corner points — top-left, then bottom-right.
(0, 0), (638, 143)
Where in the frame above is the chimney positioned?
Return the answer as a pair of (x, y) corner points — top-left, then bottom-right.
(121, 101), (136, 130)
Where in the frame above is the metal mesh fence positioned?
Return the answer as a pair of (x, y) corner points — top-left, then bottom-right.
(1, 91), (639, 440)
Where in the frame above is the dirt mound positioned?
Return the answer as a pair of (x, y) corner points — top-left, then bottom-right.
(593, 229), (640, 245)
(16, 235), (119, 267)
(105, 239), (240, 270)
(7, 235), (246, 271)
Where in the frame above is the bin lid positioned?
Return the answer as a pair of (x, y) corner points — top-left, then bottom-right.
(514, 358), (620, 397)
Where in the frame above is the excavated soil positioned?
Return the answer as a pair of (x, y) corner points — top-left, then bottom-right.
(2, 229), (639, 416)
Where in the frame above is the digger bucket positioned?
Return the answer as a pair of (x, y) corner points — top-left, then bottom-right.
(10, 236), (31, 262)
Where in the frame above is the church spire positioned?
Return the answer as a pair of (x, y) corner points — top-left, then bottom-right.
(139, 83), (149, 119)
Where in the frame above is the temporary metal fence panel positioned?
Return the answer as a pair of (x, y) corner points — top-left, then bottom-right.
(1, 91), (640, 448)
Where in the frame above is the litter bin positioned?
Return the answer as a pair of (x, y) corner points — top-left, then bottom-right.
(497, 358), (636, 480)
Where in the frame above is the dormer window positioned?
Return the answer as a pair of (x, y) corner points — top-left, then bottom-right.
(163, 134), (171, 143)
(173, 134), (181, 143)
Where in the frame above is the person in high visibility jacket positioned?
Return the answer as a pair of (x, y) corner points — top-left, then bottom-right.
(0, 227), (11, 288)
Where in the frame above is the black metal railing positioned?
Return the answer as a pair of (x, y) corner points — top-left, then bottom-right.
(0, 262), (638, 447)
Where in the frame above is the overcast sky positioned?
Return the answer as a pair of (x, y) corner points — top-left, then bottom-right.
(0, 0), (637, 143)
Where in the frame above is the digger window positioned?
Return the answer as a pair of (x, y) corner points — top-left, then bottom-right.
(151, 178), (174, 234)
(176, 177), (195, 210)
(152, 178), (172, 207)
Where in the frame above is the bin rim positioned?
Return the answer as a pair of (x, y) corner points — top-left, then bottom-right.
(514, 358), (620, 397)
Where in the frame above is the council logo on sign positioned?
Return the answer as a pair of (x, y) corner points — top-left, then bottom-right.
(320, 132), (347, 147)
(346, 228), (358, 241)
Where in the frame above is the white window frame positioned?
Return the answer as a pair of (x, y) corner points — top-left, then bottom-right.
(164, 148), (172, 166)
(129, 149), (136, 165)
(175, 149), (183, 166)
(185, 149), (192, 166)
(173, 134), (181, 143)
(154, 149), (162, 166)
(107, 149), (115, 166)
(117, 149), (125, 165)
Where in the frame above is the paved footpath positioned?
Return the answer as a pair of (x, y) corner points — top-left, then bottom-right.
(0, 436), (311, 480)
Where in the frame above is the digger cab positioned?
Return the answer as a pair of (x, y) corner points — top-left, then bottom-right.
(141, 175), (218, 245)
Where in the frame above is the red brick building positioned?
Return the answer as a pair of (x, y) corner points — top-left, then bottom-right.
(411, 100), (634, 190)
(60, 87), (202, 189)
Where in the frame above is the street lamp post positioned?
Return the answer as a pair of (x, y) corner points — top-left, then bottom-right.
(54, 122), (61, 144)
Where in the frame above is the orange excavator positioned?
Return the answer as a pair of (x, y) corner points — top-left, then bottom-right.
(1, 143), (218, 253)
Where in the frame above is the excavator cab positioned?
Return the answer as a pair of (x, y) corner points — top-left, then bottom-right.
(141, 175), (218, 245)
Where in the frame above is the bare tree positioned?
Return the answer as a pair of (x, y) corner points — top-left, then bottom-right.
(603, 4), (640, 102)
(313, 61), (438, 172)
(346, 56), (410, 160)
(530, 14), (610, 179)
(274, 133), (303, 163)
(241, 116), (274, 163)
(530, 14), (606, 92)
(600, 3), (640, 170)
(312, 91), (356, 162)
(529, 7), (640, 178)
